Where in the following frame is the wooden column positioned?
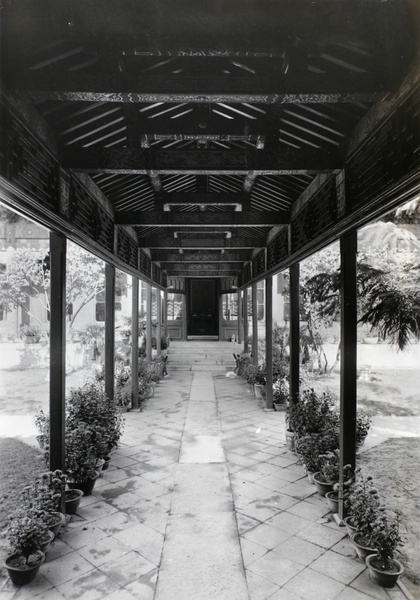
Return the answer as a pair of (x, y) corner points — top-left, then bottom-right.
(252, 283), (258, 365)
(339, 230), (358, 518)
(105, 263), (115, 402)
(182, 291), (188, 340)
(49, 232), (66, 472)
(163, 290), (168, 338)
(265, 276), (273, 409)
(146, 283), (152, 361)
(243, 287), (249, 354)
(289, 264), (300, 403)
(237, 291), (242, 344)
(131, 277), (139, 409)
(156, 289), (162, 356)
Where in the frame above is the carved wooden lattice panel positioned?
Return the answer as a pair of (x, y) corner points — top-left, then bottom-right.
(5, 115), (59, 212)
(167, 278), (185, 293)
(267, 227), (289, 271)
(69, 179), (114, 253)
(117, 227), (138, 270)
(140, 250), (152, 278)
(291, 177), (337, 252)
(152, 263), (161, 284)
(242, 263), (252, 286)
(252, 250), (266, 279)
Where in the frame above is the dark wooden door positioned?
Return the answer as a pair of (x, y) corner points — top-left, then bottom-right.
(187, 279), (219, 337)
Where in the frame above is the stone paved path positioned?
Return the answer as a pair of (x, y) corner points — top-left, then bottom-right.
(0, 369), (412, 600)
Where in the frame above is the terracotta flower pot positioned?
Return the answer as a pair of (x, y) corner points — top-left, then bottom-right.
(365, 554), (404, 588)
(325, 491), (339, 513)
(47, 512), (66, 538)
(343, 516), (358, 539)
(72, 471), (99, 496)
(313, 472), (334, 497)
(352, 532), (378, 561)
(39, 530), (55, 554)
(285, 430), (295, 452)
(65, 489), (83, 514)
(3, 551), (45, 586)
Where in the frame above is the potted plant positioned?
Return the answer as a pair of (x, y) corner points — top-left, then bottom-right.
(65, 424), (100, 496)
(356, 410), (372, 447)
(295, 426), (339, 482)
(115, 362), (132, 411)
(366, 509), (404, 587)
(253, 364), (266, 399)
(346, 469), (381, 560)
(313, 449), (340, 496)
(21, 470), (67, 537)
(272, 377), (289, 410)
(33, 409), (49, 449)
(20, 324), (42, 344)
(233, 352), (252, 376)
(3, 512), (47, 585)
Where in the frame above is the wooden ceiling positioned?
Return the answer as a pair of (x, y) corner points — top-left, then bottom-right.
(1, 0), (418, 281)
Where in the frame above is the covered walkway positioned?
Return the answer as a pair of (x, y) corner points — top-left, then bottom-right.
(0, 369), (410, 600)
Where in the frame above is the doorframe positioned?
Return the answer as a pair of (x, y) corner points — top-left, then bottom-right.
(186, 278), (220, 339)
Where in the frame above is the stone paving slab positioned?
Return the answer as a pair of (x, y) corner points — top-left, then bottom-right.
(1, 367), (413, 600)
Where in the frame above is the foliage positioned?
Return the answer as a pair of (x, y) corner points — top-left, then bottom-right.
(242, 363), (260, 386)
(33, 410), (49, 440)
(295, 427), (339, 473)
(115, 362), (132, 407)
(318, 449), (340, 483)
(272, 377), (289, 404)
(65, 423), (99, 483)
(67, 378), (124, 454)
(358, 277), (420, 350)
(234, 352), (252, 376)
(20, 324), (42, 337)
(0, 247), (50, 335)
(21, 470), (66, 514)
(7, 511), (47, 560)
(346, 468), (381, 541)
(369, 509), (403, 568)
(356, 411), (372, 444)
(285, 388), (338, 436)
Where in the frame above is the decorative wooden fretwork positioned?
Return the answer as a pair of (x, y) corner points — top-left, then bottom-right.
(152, 263), (161, 285)
(116, 228), (138, 270)
(220, 278), (238, 292)
(267, 228), (289, 271)
(167, 278), (185, 293)
(241, 263), (252, 286)
(139, 250), (152, 279)
(68, 178), (114, 253)
(252, 250), (266, 279)
(2, 113), (59, 212)
(291, 176), (338, 253)
(346, 86), (420, 215)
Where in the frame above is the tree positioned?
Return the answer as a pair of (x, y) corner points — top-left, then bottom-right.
(0, 247), (50, 335)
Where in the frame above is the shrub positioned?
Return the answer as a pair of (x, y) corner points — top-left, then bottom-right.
(286, 388), (338, 437)
(369, 509), (402, 568)
(346, 468), (381, 541)
(7, 511), (47, 560)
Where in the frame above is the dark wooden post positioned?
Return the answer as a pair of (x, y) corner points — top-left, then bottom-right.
(131, 276), (139, 409)
(243, 287), (249, 354)
(156, 289), (162, 356)
(265, 276), (273, 409)
(289, 264), (300, 403)
(339, 230), (358, 519)
(163, 290), (168, 338)
(146, 283), (152, 361)
(49, 232), (66, 472)
(237, 291), (242, 344)
(105, 263), (115, 402)
(252, 283), (258, 365)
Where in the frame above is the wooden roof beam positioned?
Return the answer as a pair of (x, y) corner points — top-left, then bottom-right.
(116, 210), (289, 227)
(62, 146), (341, 173)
